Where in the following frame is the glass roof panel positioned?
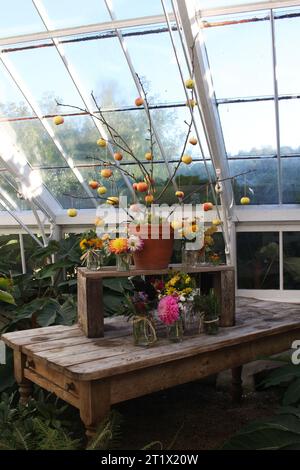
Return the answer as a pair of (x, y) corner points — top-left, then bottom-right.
(41, 168), (95, 209)
(39, 0), (111, 29)
(102, 109), (161, 163)
(0, 0), (46, 38)
(8, 118), (66, 167)
(4, 44), (86, 115)
(151, 106), (211, 162)
(59, 35), (138, 108)
(49, 114), (100, 164)
(218, 101), (276, 157)
(198, 1), (272, 9)
(0, 171), (31, 210)
(203, 12), (273, 99)
(0, 62), (34, 118)
(124, 31), (187, 104)
(111, 0), (165, 19)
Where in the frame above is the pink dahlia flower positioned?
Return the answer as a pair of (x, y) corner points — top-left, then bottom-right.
(158, 295), (179, 325)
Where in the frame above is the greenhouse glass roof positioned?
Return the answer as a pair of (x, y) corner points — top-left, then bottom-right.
(0, 0), (299, 234)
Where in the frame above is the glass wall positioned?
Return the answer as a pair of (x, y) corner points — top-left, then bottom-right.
(237, 232), (280, 289)
(283, 232), (300, 290)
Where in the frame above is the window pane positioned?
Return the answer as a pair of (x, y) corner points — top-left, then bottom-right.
(39, 0), (110, 29)
(0, 172), (31, 210)
(0, 0), (46, 38)
(124, 31), (187, 104)
(41, 168), (95, 209)
(49, 114), (99, 164)
(198, 1), (264, 8)
(283, 232), (300, 290)
(275, 10), (300, 95)
(219, 102), (276, 157)
(229, 158), (279, 204)
(152, 106), (210, 161)
(282, 157), (300, 204)
(6, 45), (85, 115)
(237, 232), (279, 289)
(279, 100), (300, 155)
(204, 13), (273, 98)
(60, 36), (138, 108)
(112, 0), (164, 19)
(0, 62), (34, 118)
(8, 119), (66, 167)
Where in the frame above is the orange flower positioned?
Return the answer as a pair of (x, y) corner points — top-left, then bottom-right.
(109, 238), (128, 254)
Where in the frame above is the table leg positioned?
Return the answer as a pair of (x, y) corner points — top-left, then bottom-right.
(13, 351), (33, 404)
(231, 366), (243, 402)
(79, 379), (111, 439)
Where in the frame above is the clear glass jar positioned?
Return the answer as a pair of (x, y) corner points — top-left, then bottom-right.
(116, 253), (132, 271)
(167, 318), (184, 343)
(86, 250), (103, 271)
(203, 316), (219, 335)
(182, 248), (199, 268)
(183, 301), (201, 335)
(133, 316), (157, 347)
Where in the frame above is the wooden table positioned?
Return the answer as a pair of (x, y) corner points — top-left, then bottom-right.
(2, 299), (300, 437)
(77, 264), (235, 337)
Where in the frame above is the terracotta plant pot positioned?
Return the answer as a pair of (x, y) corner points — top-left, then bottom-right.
(129, 223), (174, 270)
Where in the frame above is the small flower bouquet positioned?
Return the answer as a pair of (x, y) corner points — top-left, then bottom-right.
(108, 235), (143, 271)
(80, 230), (107, 271)
(123, 291), (157, 347)
(157, 294), (183, 342)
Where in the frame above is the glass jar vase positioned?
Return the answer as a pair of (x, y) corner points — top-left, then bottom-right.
(86, 250), (103, 271)
(183, 301), (201, 335)
(167, 318), (184, 343)
(133, 316), (157, 347)
(116, 253), (132, 272)
(203, 316), (219, 335)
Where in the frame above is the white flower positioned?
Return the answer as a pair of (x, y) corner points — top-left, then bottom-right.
(127, 235), (144, 252)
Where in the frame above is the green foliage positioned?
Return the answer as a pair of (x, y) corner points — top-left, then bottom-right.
(223, 358), (300, 450)
(87, 411), (122, 450)
(0, 391), (122, 450)
(0, 233), (134, 390)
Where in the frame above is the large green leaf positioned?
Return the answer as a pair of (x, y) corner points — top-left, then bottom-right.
(35, 260), (74, 279)
(0, 278), (12, 291)
(36, 299), (61, 327)
(261, 364), (300, 388)
(29, 241), (60, 261)
(103, 293), (125, 316)
(103, 278), (133, 293)
(223, 414), (300, 450)
(57, 297), (76, 326)
(0, 290), (15, 305)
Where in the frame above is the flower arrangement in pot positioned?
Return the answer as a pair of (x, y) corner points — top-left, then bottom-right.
(55, 75), (245, 270)
(56, 77), (203, 270)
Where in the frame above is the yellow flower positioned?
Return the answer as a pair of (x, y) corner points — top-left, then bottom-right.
(204, 235), (214, 246)
(205, 225), (217, 236)
(185, 275), (191, 285)
(109, 238), (128, 254)
(80, 239), (88, 251)
(182, 287), (193, 295)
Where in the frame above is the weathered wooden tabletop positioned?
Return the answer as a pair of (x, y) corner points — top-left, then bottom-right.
(2, 297), (300, 382)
